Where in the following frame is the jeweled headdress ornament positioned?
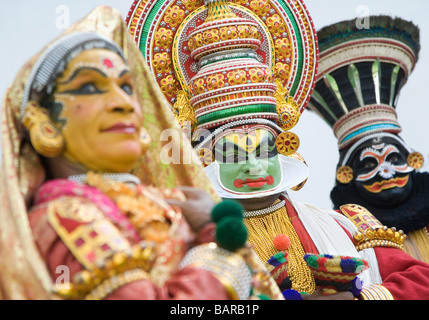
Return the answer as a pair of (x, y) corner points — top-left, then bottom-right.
(308, 16), (420, 152)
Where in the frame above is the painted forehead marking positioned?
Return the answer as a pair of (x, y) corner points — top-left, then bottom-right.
(371, 142), (385, 150)
(223, 130), (272, 153)
(341, 133), (412, 166)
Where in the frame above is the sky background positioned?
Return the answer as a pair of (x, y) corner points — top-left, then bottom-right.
(1, 0), (428, 209)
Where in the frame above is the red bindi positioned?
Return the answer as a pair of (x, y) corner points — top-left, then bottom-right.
(103, 58), (114, 69)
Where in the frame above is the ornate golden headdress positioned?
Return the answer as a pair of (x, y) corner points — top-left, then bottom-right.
(126, 0), (319, 159)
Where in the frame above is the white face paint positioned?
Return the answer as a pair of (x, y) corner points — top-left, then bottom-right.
(356, 144), (413, 182)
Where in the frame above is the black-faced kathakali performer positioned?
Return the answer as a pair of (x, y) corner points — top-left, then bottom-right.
(308, 16), (429, 264)
(127, 0), (429, 300)
(0, 6), (284, 300)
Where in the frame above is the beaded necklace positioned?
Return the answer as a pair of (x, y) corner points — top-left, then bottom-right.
(68, 173), (141, 185)
(243, 201), (316, 294)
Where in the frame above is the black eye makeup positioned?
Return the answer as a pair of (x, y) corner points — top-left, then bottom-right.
(214, 135), (277, 164)
(255, 136), (276, 160)
(79, 82), (104, 95)
(386, 153), (404, 164)
(120, 83), (134, 95)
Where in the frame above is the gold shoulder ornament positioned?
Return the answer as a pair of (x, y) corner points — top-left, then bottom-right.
(339, 204), (406, 251)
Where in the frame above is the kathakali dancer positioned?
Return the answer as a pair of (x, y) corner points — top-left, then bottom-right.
(127, 0), (429, 299)
(0, 6), (282, 300)
(308, 16), (429, 264)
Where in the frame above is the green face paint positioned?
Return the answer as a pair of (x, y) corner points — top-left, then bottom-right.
(214, 129), (282, 193)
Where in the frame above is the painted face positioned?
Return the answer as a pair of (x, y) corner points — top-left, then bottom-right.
(52, 48), (143, 173)
(350, 137), (413, 207)
(214, 129), (282, 194)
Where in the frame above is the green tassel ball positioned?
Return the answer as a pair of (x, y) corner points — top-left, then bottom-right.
(215, 216), (248, 252)
(211, 200), (244, 223)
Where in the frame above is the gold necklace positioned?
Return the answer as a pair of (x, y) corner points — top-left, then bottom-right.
(243, 204), (315, 294)
(84, 172), (173, 244)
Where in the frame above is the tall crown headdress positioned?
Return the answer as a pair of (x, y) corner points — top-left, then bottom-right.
(127, 0), (319, 159)
(308, 16), (420, 151)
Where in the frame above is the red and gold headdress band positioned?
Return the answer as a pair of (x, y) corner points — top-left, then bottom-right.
(127, 0), (319, 157)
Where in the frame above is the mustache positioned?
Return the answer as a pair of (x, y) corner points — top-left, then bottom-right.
(363, 175), (409, 193)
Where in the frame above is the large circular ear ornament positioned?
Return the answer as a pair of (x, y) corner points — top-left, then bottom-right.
(336, 166), (354, 184)
(407, 152), (424, 170)
(139, 127), (152, 153)
(22, 101), (64, 158)
(275, 131), (300, 156)
(198, 148), (213, 167)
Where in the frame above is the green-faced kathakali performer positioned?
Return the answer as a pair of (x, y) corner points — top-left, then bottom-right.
(127, 0), (429, 299)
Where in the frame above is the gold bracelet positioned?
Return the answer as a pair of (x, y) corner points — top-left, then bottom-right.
(359, 284), (394, 300)
(178, 243), (252, 300)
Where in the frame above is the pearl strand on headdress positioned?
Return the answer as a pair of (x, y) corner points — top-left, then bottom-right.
(68, 173), (141, 185)
(243, 199), (286, 218)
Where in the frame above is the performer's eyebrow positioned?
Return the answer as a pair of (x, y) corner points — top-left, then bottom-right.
(360, 145), (399, 161)
(118, 69), (130, 78)
(58, 67), (108, 85)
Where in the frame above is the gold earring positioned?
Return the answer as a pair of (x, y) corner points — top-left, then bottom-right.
(22, 101), (65, 158)
(407, 152), (424, 170)
(139, 127), (152, 153)
(275, 131), (300, 156)
(336, 166), (354, 184)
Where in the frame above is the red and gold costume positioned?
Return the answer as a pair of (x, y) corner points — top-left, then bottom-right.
(243, 195), (429, 300)
(28, 176), (231, 300)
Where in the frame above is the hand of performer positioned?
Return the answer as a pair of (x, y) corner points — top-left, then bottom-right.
(301, 288), (355, 300)
(165, 186), (215, 232)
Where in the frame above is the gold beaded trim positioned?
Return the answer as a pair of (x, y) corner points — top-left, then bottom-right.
(355, 239), (403, 251)
(54, 242), (156, 300)
(353, 226), (406, 251)
(359, 284), (394, 300)
(85, 269), (150, 300)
